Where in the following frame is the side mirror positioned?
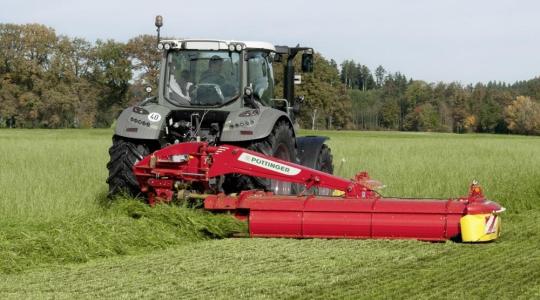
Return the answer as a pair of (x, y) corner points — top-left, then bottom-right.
(301, 53), (314, 72)
(273, 53), (282, 63)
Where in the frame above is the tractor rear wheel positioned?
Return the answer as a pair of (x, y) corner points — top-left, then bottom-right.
(313, 144), (334, 196)
(106, 136), (154, 198)
(222, 120), (297, 195)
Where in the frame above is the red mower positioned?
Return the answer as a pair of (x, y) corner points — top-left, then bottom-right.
(133, 141), (505, 242)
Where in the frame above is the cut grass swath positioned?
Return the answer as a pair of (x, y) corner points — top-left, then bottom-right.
(0, 198), (246, 273)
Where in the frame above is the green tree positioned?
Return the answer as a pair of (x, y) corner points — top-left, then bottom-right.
(89, 39), (132, 126)
(405, 80), (432, 108)
(126, 35), (161, 105)
(375, 65), (386, 88)
(340, 60), (359, 89)
(379, 99), (400, 129)
(380, 72), (409, 130)
(504, 96), (540, 135)
(403, 103), (440, 131)
(274, 53), (351, 129)
(350, 89), (382, 129)
(359, 65), (375, 91)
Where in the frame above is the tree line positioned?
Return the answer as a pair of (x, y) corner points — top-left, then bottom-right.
(1, 23), (539, 135)
(0, 23), (157, 128)
(341, 59), (540, 135)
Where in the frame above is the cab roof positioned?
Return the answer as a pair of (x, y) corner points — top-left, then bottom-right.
(159, 39), (276, 52)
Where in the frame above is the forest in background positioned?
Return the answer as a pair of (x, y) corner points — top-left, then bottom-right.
(1, 23), (540, 135)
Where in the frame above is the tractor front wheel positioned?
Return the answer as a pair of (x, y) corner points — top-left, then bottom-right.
(106, 136), (154, 198)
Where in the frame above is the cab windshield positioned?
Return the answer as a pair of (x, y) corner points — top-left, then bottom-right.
(164, 50), (241, 107)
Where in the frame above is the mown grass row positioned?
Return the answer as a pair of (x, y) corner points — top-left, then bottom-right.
(0, 198), (246, 273)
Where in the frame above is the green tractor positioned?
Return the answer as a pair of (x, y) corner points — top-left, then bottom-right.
(107, 16), (333, 197)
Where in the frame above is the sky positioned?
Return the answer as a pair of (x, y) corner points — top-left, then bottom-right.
(2, 0), (539, 84)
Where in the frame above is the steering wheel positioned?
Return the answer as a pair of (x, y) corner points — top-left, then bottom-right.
(190, 83), (225, 106)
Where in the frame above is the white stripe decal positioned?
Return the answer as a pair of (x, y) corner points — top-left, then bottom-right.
(485, 215), (497, 234)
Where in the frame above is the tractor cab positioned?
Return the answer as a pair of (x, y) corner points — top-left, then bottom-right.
(156, 39), (314, 115)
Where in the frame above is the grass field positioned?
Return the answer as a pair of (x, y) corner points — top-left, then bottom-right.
(0, 129), (539, 299)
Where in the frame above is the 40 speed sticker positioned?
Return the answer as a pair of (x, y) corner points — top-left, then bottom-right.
(148, 112), (162, 122)
(238, 152), (301, 176)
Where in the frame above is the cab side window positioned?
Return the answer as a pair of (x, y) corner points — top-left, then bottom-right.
(248, 52), (274, 105)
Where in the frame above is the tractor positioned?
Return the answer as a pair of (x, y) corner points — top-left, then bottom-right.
(107, 16), (332, 197)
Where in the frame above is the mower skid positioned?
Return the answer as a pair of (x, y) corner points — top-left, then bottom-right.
(460, 213), (502, 242)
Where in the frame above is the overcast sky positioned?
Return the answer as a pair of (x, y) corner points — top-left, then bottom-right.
(2, 0), (539, 84)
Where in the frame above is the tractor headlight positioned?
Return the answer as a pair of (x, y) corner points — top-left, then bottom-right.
(132, 106), (149, 115)
(235, 44), (242, 51)
(164, 43), (171, 50)
(157, 43), (164, 50)
(228, 44), (235, 52)
(239, 109), (259, 117)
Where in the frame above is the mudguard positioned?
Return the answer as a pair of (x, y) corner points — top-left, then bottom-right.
(220, 106), (293, 142)
(114, 104), (171, 140)
(296, 135), (329, 169)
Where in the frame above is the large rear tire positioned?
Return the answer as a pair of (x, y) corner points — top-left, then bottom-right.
(106, 136), (153, 198)
(314, 144), (334, 196)
(222, 120), (297, 195)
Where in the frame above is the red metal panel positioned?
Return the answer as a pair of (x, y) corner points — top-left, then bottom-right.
(466, 200), (503, 214)
(246, 195), (457, 240)
(240, 197), (306, 211)
(374, 198), (450, 214)
(303, 197), (375, 212)
(204, 194), (239, 210)
(446, 214), (462, 239)
(372, 213), (447, 240)
(302, 197), (373, 238)
(446, 200), (468, 214)
(249, 210), (302, 238)
(303, 212), (371, 238)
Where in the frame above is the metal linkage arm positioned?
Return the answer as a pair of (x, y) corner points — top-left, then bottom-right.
(133, 142), (377, 203)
